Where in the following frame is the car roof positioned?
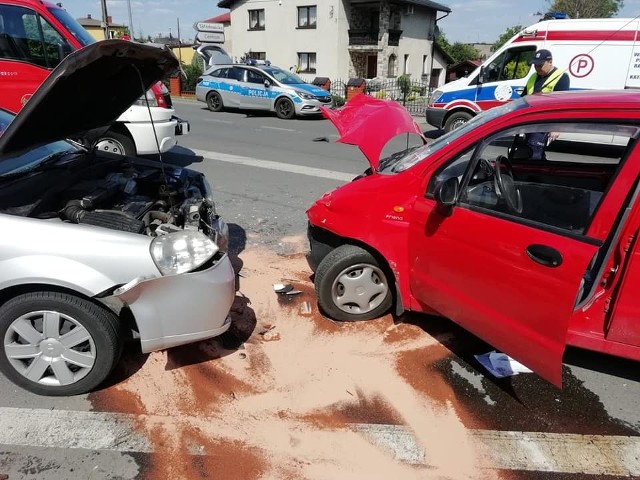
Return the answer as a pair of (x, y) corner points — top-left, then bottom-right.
(207, 64), (281, 69)
(524, 89), (640, 110)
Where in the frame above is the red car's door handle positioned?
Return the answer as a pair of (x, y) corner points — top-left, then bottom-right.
(526, 244), (563, 267)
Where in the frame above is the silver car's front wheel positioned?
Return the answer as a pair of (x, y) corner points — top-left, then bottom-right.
(0, 292), (122, 396)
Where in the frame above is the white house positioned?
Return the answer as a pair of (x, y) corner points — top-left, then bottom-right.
(216, 0), (452, 86)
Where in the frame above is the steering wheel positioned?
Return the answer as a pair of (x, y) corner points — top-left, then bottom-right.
(471, 158), (494, 182)
(493, 155), (523, 214)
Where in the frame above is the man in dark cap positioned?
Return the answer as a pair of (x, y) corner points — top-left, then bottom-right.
(520, 49), (571, 159)
(524, 49), (570, 95)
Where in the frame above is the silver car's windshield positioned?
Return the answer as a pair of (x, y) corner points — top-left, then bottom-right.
(0, 110), (81, 177)
(263, 67), (306, 85)
(383, 99), (527, 173)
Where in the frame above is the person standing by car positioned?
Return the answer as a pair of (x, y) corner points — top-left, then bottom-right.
(521, 49), (570, 159)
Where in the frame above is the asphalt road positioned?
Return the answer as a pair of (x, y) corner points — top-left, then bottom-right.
(1, 99), (639, 480)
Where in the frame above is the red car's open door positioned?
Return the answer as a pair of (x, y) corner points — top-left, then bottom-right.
(408, 204), (599, 386)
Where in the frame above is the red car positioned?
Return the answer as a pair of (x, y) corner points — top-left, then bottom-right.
(307, 92), (640, 386)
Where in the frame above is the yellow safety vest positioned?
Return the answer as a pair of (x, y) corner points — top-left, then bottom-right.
(525, 68), (566, 95)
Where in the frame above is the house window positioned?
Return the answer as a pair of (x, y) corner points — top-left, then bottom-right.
(387, 54), (396, 77)
(297, 52), (316, 73)
(422, 55), (428, 75)
(246, 51), (266, 60)
(249, 9), (265, 30)
(403, 54), (409, 74)
(298, 6), (317, 28)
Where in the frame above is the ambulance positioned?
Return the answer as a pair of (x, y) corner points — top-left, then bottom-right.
(427, 17), (640, 132)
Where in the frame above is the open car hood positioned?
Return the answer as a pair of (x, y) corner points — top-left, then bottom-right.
(0, 40), (180, 156)
(321, 94), (426, 170)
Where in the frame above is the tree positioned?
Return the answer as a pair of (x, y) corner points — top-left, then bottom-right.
(396, 74), (411, 104)
(182, 52), (203, 91)
(448, 42), (481, 62)
(491, 25), (523, 52)
(436, 32), (480, 63)
(546, 0), (623, 18)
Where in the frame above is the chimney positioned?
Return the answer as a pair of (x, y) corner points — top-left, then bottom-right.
(87, 13), (91, 19)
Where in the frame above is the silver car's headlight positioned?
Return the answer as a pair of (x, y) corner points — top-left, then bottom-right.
(133, 89), (159, 107)
(202, 177), (216, 208)
(295, 90), (315, 100)
(150, 231), (218, 275)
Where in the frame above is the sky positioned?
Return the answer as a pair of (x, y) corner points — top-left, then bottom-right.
(436, 0), (640, 43)
(58, 0), (640, 43)
(60, 0), (227, 41)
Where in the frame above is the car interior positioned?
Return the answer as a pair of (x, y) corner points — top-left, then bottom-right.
(445, 122), (639, 235)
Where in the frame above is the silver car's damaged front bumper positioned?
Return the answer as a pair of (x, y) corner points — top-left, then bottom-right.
(112, 253), (236, 352)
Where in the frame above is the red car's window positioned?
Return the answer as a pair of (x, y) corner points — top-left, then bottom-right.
(445, 122), (637, 235)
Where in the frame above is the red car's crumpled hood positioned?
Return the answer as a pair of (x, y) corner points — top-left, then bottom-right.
(321, 94), (426, 170)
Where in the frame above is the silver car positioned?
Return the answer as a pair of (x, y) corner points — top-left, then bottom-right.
(196, 64), (333, 119)
(0, 41), (234, 396)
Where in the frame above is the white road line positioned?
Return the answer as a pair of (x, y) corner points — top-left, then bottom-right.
(1, 407), (639, 475)
(0, 407), (152, 453)
(201, 118), (234, 124)
(191, 148), (354, 182)
(471, 429), (640, 475)
(260, 126), (297, 132)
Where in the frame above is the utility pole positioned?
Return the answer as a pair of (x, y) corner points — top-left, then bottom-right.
(177, 18), (182, 63)
(126, 0), (134, 39)
(100, 0), (109, 39)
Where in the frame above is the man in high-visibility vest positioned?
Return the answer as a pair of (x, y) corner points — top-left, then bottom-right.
(521, 49), (570, 160)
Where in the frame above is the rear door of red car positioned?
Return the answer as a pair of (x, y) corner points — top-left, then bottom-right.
(405, 120), (636, 386)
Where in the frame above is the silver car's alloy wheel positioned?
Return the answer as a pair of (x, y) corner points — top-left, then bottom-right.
(331, 263), (388, 315)
(4, 310), (96, 387)
(0, 292), (122, 396)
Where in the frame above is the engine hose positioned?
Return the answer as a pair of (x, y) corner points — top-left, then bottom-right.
(142, 210), (172, 226)
(62, 199), (92, 223)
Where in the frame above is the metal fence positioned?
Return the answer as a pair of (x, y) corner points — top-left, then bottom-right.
(326, 78), (431, 115)
(178, 75), (432, 116)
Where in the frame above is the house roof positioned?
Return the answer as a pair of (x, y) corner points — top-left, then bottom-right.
(217, 0), (451, 12)
(404, 0), (451, 12)
(448, 59), (482, 71)
(204, 12), (230, 23)
(76, 15), (126, 28)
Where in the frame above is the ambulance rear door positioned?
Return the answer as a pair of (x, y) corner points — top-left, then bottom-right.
(543, 18), (638, 90)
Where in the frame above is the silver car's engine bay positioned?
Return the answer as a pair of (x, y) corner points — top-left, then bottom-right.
(0, 155), (228, 249)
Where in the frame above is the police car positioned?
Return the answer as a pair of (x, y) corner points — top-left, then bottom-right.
(195, 63), (333, 119)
